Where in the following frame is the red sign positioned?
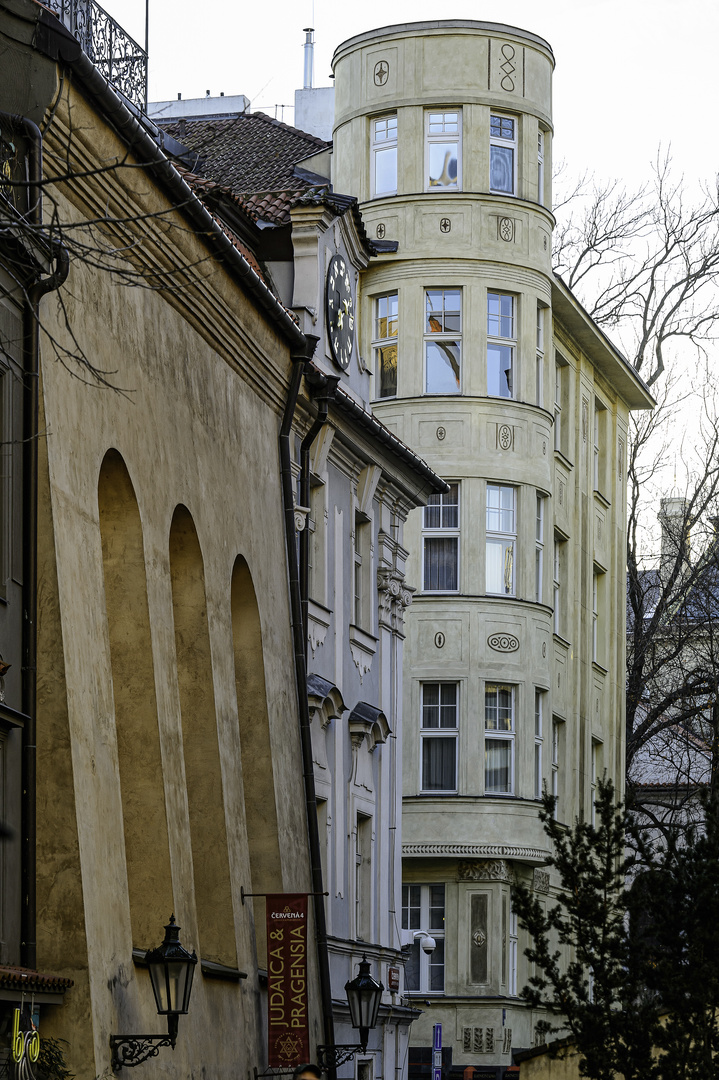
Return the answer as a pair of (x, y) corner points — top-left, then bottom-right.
(267, 894), (309, 1068)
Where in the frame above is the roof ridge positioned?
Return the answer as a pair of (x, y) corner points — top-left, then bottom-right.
(249, 110), (331, 147)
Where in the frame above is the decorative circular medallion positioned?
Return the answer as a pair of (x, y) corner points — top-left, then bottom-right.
(473, 929), (487, 948)
(376, 223), (385, 239)
(499, 217), (514, 242)
(434, 632), (446, 649)
(488, 633), (519, 653)
(374, 60), (389, 86)
(436, 426), (446, 441)
(542, 642), (547, 658)
(440, 218), (451, 234)
(325, 253), (354, 371)
(498, 424), (512, 450)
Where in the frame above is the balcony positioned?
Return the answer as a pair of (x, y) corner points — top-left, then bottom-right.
(44, 0), (147, 110)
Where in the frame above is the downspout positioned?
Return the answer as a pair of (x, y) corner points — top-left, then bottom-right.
(0, 110), (70, 969)
(279, 340), (337, 1078)
(299, 371), (339, 647)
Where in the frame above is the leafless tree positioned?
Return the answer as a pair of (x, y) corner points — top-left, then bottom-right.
(553, 154), (719, 387)
(553, 157), (719, 830)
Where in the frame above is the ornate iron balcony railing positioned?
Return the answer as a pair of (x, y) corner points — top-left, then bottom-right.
(44, 0), (147, 110)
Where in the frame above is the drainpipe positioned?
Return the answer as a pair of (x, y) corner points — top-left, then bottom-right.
(279, 340), (337, 1079)
(0, 110), (70, 969)
(299, 371), (338, 650)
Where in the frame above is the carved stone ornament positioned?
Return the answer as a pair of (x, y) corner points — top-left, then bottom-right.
(499, 41), (516, 91)
(582, 398), (589, 443)
(472, 929), (487, 948)
(436, 425), (446, 441)
(498, 216), (514, 242)
(434, 632), (445, 649)
(440, 218), (451, 234)
(498, 423), (513, 450)
(533, 868), (550, 894)
(294, 503), (310, 532)
(488, 633), (519, 653)
(406, 842), (549, 860)
(350, 642), (373, 683)
(458, 859), (515, 883)
(373, 60), (389, 86)
(376, 223), (385, 239)
(377, 567), (413, 633)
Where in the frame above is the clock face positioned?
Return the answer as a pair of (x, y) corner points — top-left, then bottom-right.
(325, 253), (355, 371)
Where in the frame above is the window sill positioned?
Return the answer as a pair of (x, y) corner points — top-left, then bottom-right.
(553, 633), (572, 649)
(349, 624), (378, 654)
(592, 661), (608, 676)
(593, 488), (611, 509)
(553, 449), (574, 470)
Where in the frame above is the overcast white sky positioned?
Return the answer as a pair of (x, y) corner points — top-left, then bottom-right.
(108, 0), (717, 193)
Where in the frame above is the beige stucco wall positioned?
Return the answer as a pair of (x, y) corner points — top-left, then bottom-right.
(331, 16), (649, 1070)
(33, 81), (320, 1080)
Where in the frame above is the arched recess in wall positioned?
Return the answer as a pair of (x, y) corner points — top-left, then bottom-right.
(231, 555), (282, 965)
(169, 505), (237, 966)
(98, 449), (174, 948)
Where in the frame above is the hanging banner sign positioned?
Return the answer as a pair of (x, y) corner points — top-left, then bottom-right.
(267, 894), (309, 1068)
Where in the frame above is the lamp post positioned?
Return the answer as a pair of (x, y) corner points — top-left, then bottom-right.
(317, 955), (384, 1069)
(110, 916), (197, 1070)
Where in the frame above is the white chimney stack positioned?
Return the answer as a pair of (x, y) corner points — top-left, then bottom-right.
(303, 27), (314, 90)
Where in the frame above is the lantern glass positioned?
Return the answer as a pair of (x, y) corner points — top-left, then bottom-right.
(146, 917), (197, 1017)
(345, 956), (383, 1032)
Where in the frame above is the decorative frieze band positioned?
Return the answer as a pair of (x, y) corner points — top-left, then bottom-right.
(403, 843), (550, 861)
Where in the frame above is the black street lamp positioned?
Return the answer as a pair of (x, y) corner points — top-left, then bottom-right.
(318, 955), (384, 1069)
(110, 915), (198, 1070)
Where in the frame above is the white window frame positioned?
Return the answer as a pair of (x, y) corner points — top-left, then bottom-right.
(594, 398), (606, 492)
(372, 292), (398, 399)
(484, 683), (515, 795)
(535, 494), (545, 603)
(537, 129), (545, 205)
(592, 571), (599, 662)
(508, 902), (518, 995)
(487, 291), (515, 399)
(425, 288), (462, 395)
(489, 113), (517, 195)
(486, 484), (516, 596)
(536, 304), (545, 407)
(371, 114), (397, 198)
(554, 359), (564, 452)
(534, 690), (544, 800)
(423, 483), (460, 593)
(355, 813), (372, 940)
(401, 884), (445, 993)
(425, 109), (461, 191)
(553, 536), (562, 635)
(420, 682), (459, 794)
(353, 513), (371, 630)
(551, 718), (561, 818)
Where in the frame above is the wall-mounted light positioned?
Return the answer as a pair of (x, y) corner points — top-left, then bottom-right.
(110, 916), (197, 1070)
(318, 955), (383, 1069)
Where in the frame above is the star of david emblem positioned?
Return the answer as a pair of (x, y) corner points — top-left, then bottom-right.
(275, 1032), (303, 1062)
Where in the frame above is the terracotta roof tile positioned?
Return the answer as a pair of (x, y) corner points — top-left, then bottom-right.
(158, 112), (329, 195)
(0, 966), (74, 992)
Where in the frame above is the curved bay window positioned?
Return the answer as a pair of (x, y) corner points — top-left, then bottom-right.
(485, 684), (514, 794)
(425, 289), (461, 394)
(423, 483), (459, 592)
(421, 682), (458, 792)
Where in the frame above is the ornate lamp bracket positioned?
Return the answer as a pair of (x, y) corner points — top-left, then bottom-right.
(317, 1044), (365, 1070)
(110, 1032), (175, 1070)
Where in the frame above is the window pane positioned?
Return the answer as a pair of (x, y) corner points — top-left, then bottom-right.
(490, 144), (514, 193)
(429, 885), (445, 927)
(429, 142), (459, 187)
(422, 737), (456, 790)
(441, 485), (459, 528)
(375, 145), (397, 194)
(485, 739), (512, 792)
(423, 683), (457, 728)
(377, 344), (397, 397)
(486, 538), (504, 593)
(404, 942), (420, 990)
(426, 341), (461, 393)
(490, 115), (514, 140)
(429, 938), (445, 991)
(424, 493), (441, 529)
(487, 343), (513, 397)
(424, 537), (458, 591)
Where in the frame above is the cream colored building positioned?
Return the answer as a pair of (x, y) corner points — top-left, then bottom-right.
(331, 20), (653, 1078)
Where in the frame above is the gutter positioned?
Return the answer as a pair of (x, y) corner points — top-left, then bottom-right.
(0, 109), (70, 970)
(278, 340), (338, 1080)
(30, 6), (307, 352)
(299, 371), (339, 648)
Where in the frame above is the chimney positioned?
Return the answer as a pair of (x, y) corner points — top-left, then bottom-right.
(658, 497), (690, 585)
(303, 27), (314, 90)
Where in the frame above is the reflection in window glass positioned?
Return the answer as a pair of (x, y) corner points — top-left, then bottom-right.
(490, 114), (516, 195)
(423, 483), (460, 592)
(425, 289), (461, 394)
(487, 292), (515, 398)
(485, 684), (514, 794)
(373, 293), (398, 398)
(426, 111), (460, 189)
(486, 484), (515, 595)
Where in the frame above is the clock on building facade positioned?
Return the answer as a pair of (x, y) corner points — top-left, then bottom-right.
(325, 253), (354, 371)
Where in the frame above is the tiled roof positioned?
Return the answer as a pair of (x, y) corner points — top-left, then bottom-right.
(0, 966), (74, 992)
(158, 112), (330, 194)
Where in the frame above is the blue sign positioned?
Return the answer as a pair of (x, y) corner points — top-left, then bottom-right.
(433, 1024), (442, 1051)
(432, 1024), (442, 1080)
